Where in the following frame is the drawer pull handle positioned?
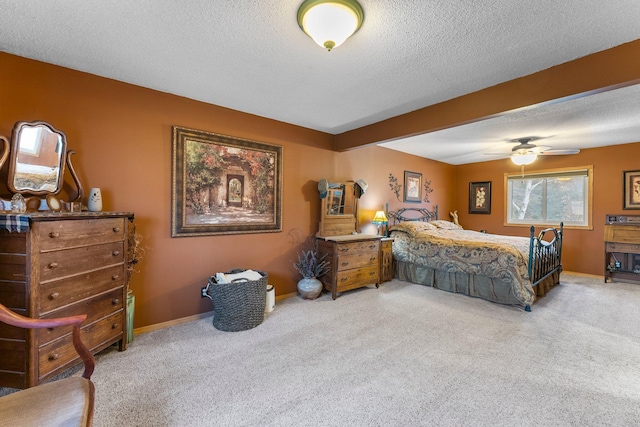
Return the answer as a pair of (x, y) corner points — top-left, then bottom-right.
(112, 323), (119, 329)
(49, 232), (60, 238)
(49, 292), (59, 300)
(112, 274), (120, 281)
(48, 262), (59, 269)
(112, 250), (120, 257)
(112, 298), (120, 305)
(113, 227), (120, 233)
(369, 244), (376, 249)
(341, 277), (348, 282)
(369, 257), (376, 262)
(48, 353), (59, 361)
(369, 271), (376, 276)
(340, 247), (349, 252)
(341, 261), (349, 267)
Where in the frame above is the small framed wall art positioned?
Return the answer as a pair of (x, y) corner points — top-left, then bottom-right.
(403, 171), (422, 203)
(469, 181), (491, 214)
(623, 170), (640, 209)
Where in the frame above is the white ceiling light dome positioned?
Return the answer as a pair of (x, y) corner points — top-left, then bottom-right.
(510, 151), (538, 165)
(297, 0), (364, 51)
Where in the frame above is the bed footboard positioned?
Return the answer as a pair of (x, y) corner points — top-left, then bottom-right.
(526, 222), (563, 311)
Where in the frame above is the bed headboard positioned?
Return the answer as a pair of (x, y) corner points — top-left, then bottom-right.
(387, 204), (438, 225)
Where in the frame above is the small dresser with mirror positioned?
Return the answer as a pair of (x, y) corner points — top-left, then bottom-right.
(316, 180), (381, 299)
(0, 120), (134, 388)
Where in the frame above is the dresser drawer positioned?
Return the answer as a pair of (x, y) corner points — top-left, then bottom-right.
(39, 241), (125, 282)
(37, 218), (125, 251)
(38, 265), (125, 314)
(336, 240), (379, 255)
(335, 265), (379, 290)
(38, 288), (125, 343)
(336, 252), (379, 271)
(39, 310), (124, 379)
(605, 242), (640, 254)
(604, 224), (640, 244)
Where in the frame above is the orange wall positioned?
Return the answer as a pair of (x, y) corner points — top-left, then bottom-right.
(335, 147), (454, 235)
(453, 142), (640, 275)
(1, 50), (634, 328)
(0, 53), (449, 328)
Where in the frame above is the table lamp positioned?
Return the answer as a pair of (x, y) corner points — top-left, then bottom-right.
(372, 210), (388, 237)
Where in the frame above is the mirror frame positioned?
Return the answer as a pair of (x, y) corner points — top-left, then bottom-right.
(317, 181), (360, 237)
(8, 121), (68, 196)
(0, 136), (9, 170)
(5, 121), (83, 201)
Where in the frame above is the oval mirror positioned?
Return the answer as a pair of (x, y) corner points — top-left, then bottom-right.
(8, 121), (67, 195)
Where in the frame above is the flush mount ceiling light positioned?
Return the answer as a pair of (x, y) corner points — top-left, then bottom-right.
(297, 0), (364, 51)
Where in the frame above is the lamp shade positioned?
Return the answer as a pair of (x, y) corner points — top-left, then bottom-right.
(511, 152), (537, 166)
(297, 0), (364, 51)
(372, 210), (388, 225)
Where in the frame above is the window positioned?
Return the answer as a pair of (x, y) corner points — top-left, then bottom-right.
(505, 166), (593, 228)
(18, 126), (42, 156)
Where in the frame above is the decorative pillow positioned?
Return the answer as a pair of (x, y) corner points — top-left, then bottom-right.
(431, 220), (464, 230)
(389, 221), (437, 237)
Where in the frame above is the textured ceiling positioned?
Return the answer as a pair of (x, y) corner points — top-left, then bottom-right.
(380, 83), (640, 164)
(1, 1), (640, 164)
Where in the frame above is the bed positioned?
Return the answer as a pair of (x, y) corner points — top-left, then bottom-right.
(13, 162), (59, 192)
(388, 206), (563, 311)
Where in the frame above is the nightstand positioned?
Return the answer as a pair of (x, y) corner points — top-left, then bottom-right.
(380, 237), (394, 282)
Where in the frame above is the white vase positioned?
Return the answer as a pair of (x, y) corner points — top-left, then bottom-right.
(87, 188), (103, 212)
(297, 277), (323, 300)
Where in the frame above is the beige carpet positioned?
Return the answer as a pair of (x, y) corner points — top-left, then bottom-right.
(3, 273), (640, 426)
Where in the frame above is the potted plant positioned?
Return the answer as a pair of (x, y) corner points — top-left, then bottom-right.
(293, 249), (330, 300)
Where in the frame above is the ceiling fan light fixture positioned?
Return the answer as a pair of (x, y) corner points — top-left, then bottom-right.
(297, 0), (364, 51)
(511, 152), (537, 166)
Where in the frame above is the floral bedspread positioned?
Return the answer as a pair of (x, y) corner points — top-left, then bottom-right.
(391, 224), (534, 303)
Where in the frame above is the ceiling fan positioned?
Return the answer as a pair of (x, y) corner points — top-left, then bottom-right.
(487, 136), (580, 165)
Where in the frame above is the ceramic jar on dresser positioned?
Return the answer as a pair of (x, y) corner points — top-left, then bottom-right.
(0, 211), (134, 389)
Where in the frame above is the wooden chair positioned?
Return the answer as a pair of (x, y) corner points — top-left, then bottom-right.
(0, 303), (95, 426)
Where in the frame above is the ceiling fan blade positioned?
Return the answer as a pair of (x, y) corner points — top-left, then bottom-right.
(539, 149), (581, 155)
(529, 145), (551, 154)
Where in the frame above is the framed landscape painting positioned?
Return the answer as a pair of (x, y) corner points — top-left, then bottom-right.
(171, 126), (283, 237)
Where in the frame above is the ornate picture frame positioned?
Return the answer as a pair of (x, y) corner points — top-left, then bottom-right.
(469, 181), (491, 214)
(403, 171), (422, 203)
(171, 126), (283, 237)
(623, 170), (640, 209)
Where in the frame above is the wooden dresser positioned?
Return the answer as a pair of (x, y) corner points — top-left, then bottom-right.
(0, 211), (134, 389)
(316, 234), (381, 299)
(605, 214), (640, 284)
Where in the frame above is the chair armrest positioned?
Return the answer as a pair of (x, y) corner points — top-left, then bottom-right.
(0, 303), (95, 380)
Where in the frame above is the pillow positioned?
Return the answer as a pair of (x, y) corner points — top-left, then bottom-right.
(389, 221), (437, 237)
(430, 220), (463, 230)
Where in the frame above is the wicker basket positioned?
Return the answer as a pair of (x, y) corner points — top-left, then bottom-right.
(206, 269), (267, 332)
